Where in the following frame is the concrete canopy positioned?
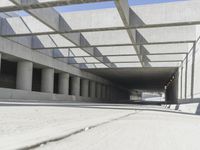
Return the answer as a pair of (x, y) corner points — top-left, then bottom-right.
(0, 0), (198, 69)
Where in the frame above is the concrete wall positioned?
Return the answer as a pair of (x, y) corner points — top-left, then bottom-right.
(177, 26), (200, 103)
(166, 100), (200, 115)
(0, 87), (101, 102)
(193, 26), (200, 99)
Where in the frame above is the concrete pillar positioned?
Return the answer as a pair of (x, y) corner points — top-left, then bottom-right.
(81, 79), (89, 97)
(106, 86), (111, 100)
(58, 72), (69, 94)
(41, 68), (54, 93)
(191, 42), (196, 100)
(96, 83), (102, 98)
(16, 61), (33, 91)
(71, 76), (80, 96)
(185, 54), (188, 99)
(89, 81), (96, 98)
(0, 53), (1, 71)
(101, 84), (106, 99)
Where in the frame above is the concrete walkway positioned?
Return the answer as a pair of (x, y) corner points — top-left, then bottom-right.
(0, 102), (200, 150)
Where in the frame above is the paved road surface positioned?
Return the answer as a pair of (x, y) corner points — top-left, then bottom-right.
(0, 102), (199, 150)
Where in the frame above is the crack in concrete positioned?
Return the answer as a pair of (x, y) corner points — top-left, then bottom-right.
(19, 111), (139, 150)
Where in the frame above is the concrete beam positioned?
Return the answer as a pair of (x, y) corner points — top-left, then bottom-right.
(115, 0), (143, 66)
(54, 52), (188, 58)
(32, 41), (194, 49)
(66, 60), (182, 64)
(0, 0), (111, 12)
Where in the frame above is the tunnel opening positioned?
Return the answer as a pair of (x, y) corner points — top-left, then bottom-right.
(140, 91), (165, 102)
(84, 67), (179, 104)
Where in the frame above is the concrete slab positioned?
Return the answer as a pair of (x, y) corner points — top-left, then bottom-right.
(34, 105), (200, 150)
(0, 102), (199, 150)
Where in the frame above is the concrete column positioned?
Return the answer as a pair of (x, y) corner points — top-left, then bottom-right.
(81, 79), (89, 97)
(89, 81), (96, 98)
(0, 53), (1, 71)
(106, 86), (111, 100)
(191, 42), (196, 100)
(180, 67), (183, 99)
(16, 61), (33, 91)
(58, 72), (69, 94)
(96, 83), (102, 98)
(101, 84), (106, 99)
(71, 76), (80, 96)
(41, 68), (54, 93)
(185, 54), (188, 99)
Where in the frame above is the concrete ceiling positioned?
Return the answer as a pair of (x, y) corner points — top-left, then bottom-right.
(85, 67), (178, 91)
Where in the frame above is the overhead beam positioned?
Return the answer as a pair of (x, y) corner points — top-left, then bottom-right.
(54, 52), (188, 58)
(115, 0), (143, 66)
(32, 40), (194, 50)
(1, 23), (200, 38)
(10, 0), (115, 68)
(64, 60), (183, 64)
(0, 0), (111, 12)
(1, 20), (200, 38)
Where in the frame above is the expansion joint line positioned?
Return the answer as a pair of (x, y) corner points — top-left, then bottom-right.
(19, 111), (139, 150)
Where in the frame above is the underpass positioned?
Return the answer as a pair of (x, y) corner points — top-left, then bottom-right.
(1, 0), (200, 149)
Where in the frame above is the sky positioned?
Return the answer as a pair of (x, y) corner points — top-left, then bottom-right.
(15, 0), (185, 16)
(54, 0), (184, 13)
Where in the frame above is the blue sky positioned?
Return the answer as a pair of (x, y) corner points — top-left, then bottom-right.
(55, 0), (184, 13)
(16, 0), (184, 16)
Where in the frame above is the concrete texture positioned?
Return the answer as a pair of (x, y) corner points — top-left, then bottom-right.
(41, 68), (54, 93)
(96, 83), (102, 98)
(0, 53), (1, 70)
(89, 81), (96, 98)
(1, 0), (200, 103)
(58, 73), (69, 94)
(16, 61), (33, 91)
(81, 79), (89, 97)
(0, 102), (200, 150)
(71, 76), (80, 96)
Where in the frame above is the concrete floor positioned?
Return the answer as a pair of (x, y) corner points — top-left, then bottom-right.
(0, 102), (200, 150)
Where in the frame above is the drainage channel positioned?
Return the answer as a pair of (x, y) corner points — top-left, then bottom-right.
(19, 111), (139, 150)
